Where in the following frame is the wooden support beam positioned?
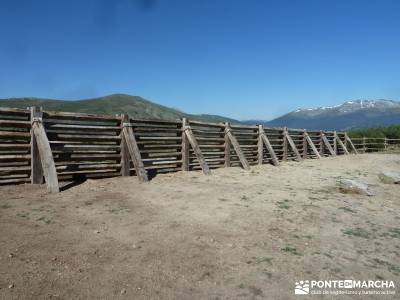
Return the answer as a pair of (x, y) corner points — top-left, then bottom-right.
(304, 131), (321, 159)
(345, 133), (358, 154)
(321, 133), (336, 156)
(259, 125), (279, 166)
(319, 130), (324, 156)
(225, 125), (250, 170)
(363, 137), (366, 153)
(30, 107), (43, 184)
(284, 130), (302, 161)
(181, 118), (190, 171)
(31, 113), (59, 193)
(122, 122), (148, 182)
(333, 131), (338, 154)
(282, 127), (288, 161)
(120, 114), (130, 176)
(224, 123), (231, 167)
(302, 130), (308, 159)
(183, 125), (211, 175)
(335, 134), (349, 154)
(257, 125), (263, 165)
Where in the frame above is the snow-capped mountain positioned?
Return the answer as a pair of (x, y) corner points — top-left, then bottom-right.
(293, 99), (400, 116)
(243, 99), (400, 131)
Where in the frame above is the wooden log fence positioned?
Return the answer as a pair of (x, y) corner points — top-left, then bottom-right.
(350, 137), (400, 153)
(0, 106), (361, 192)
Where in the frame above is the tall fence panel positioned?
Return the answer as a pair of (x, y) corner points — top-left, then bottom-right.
(188, 120), (225, 170)
(0, 108), (32, 184)
(230, 124), (259, 166)
(130, 118), (183, 175)
(43, 111), (122, 181)
(264, 127), (285, 161)
(0, 108), (31, 184)
(287, 129), (304, 161)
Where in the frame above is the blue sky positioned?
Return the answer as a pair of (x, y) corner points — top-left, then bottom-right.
(0, 0), (399, 120)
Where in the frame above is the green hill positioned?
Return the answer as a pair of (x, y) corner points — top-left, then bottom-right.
(0, 94), (239, 124)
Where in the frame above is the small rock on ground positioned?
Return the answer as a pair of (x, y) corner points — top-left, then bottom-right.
(338, 179), (374, 196)
(378, 172), (400, 184)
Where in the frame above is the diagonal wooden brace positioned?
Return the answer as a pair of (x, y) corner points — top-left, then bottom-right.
(122, 121), (148, 182)
(345, 133), (358, 154)
(335, 133), (349, 154)
(31, 115), (59, 193)
(259, 126), (279, 166)
(225, 127), (250, 170)
(321, 133), (336, 156)
(284, 130), (302, 161)
(183, 125), (211, 175)
(304, 131), (321, 159)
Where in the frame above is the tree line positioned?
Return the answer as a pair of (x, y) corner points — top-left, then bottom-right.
(348, 125), (400, 139)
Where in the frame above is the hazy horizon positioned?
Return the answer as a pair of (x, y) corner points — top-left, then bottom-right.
(1, 93), (400, 121)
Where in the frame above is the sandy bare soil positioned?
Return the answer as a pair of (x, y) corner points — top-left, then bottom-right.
(0, 154), (399, 299)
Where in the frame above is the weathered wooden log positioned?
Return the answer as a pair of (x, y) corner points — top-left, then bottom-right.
(122, 122), (148, 182)
(304, 131), (321, 159)
(183, 125), (211, 175)
(321, 133), (336, 156)
(181, 118), (190, 171)
(120, 114), (130, 176)
(31, 113), (59, 193)
(344, 133), (358, 154)
(225, 124), (250, 170)
(283, 130), (302, 161)
(335, 133), (349, 154)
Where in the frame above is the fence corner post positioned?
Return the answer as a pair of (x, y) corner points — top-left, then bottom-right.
(30, 106), (43, 184)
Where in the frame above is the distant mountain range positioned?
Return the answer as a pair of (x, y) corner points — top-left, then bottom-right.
(243, 99), (400, 131)
(1, 95), (400, 130)
(0, 94), (239, 124)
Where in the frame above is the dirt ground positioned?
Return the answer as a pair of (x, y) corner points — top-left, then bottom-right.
(0, 154), (399, 299)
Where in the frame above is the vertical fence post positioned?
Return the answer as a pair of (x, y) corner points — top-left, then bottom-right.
(319, 130), (324, 156)
(282, 127), (288, 161)
(333, 131), (338, 154)
(384, 137), (388, 151)
(30, 106), (43, 184)
(120, 114), (130, 176)
(302, 129), (308, 159)
(224, 122), (231, 167)
(258, 125), (263, 165)
(363, 137), (366, 153)
(181, 118), (190, 171)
